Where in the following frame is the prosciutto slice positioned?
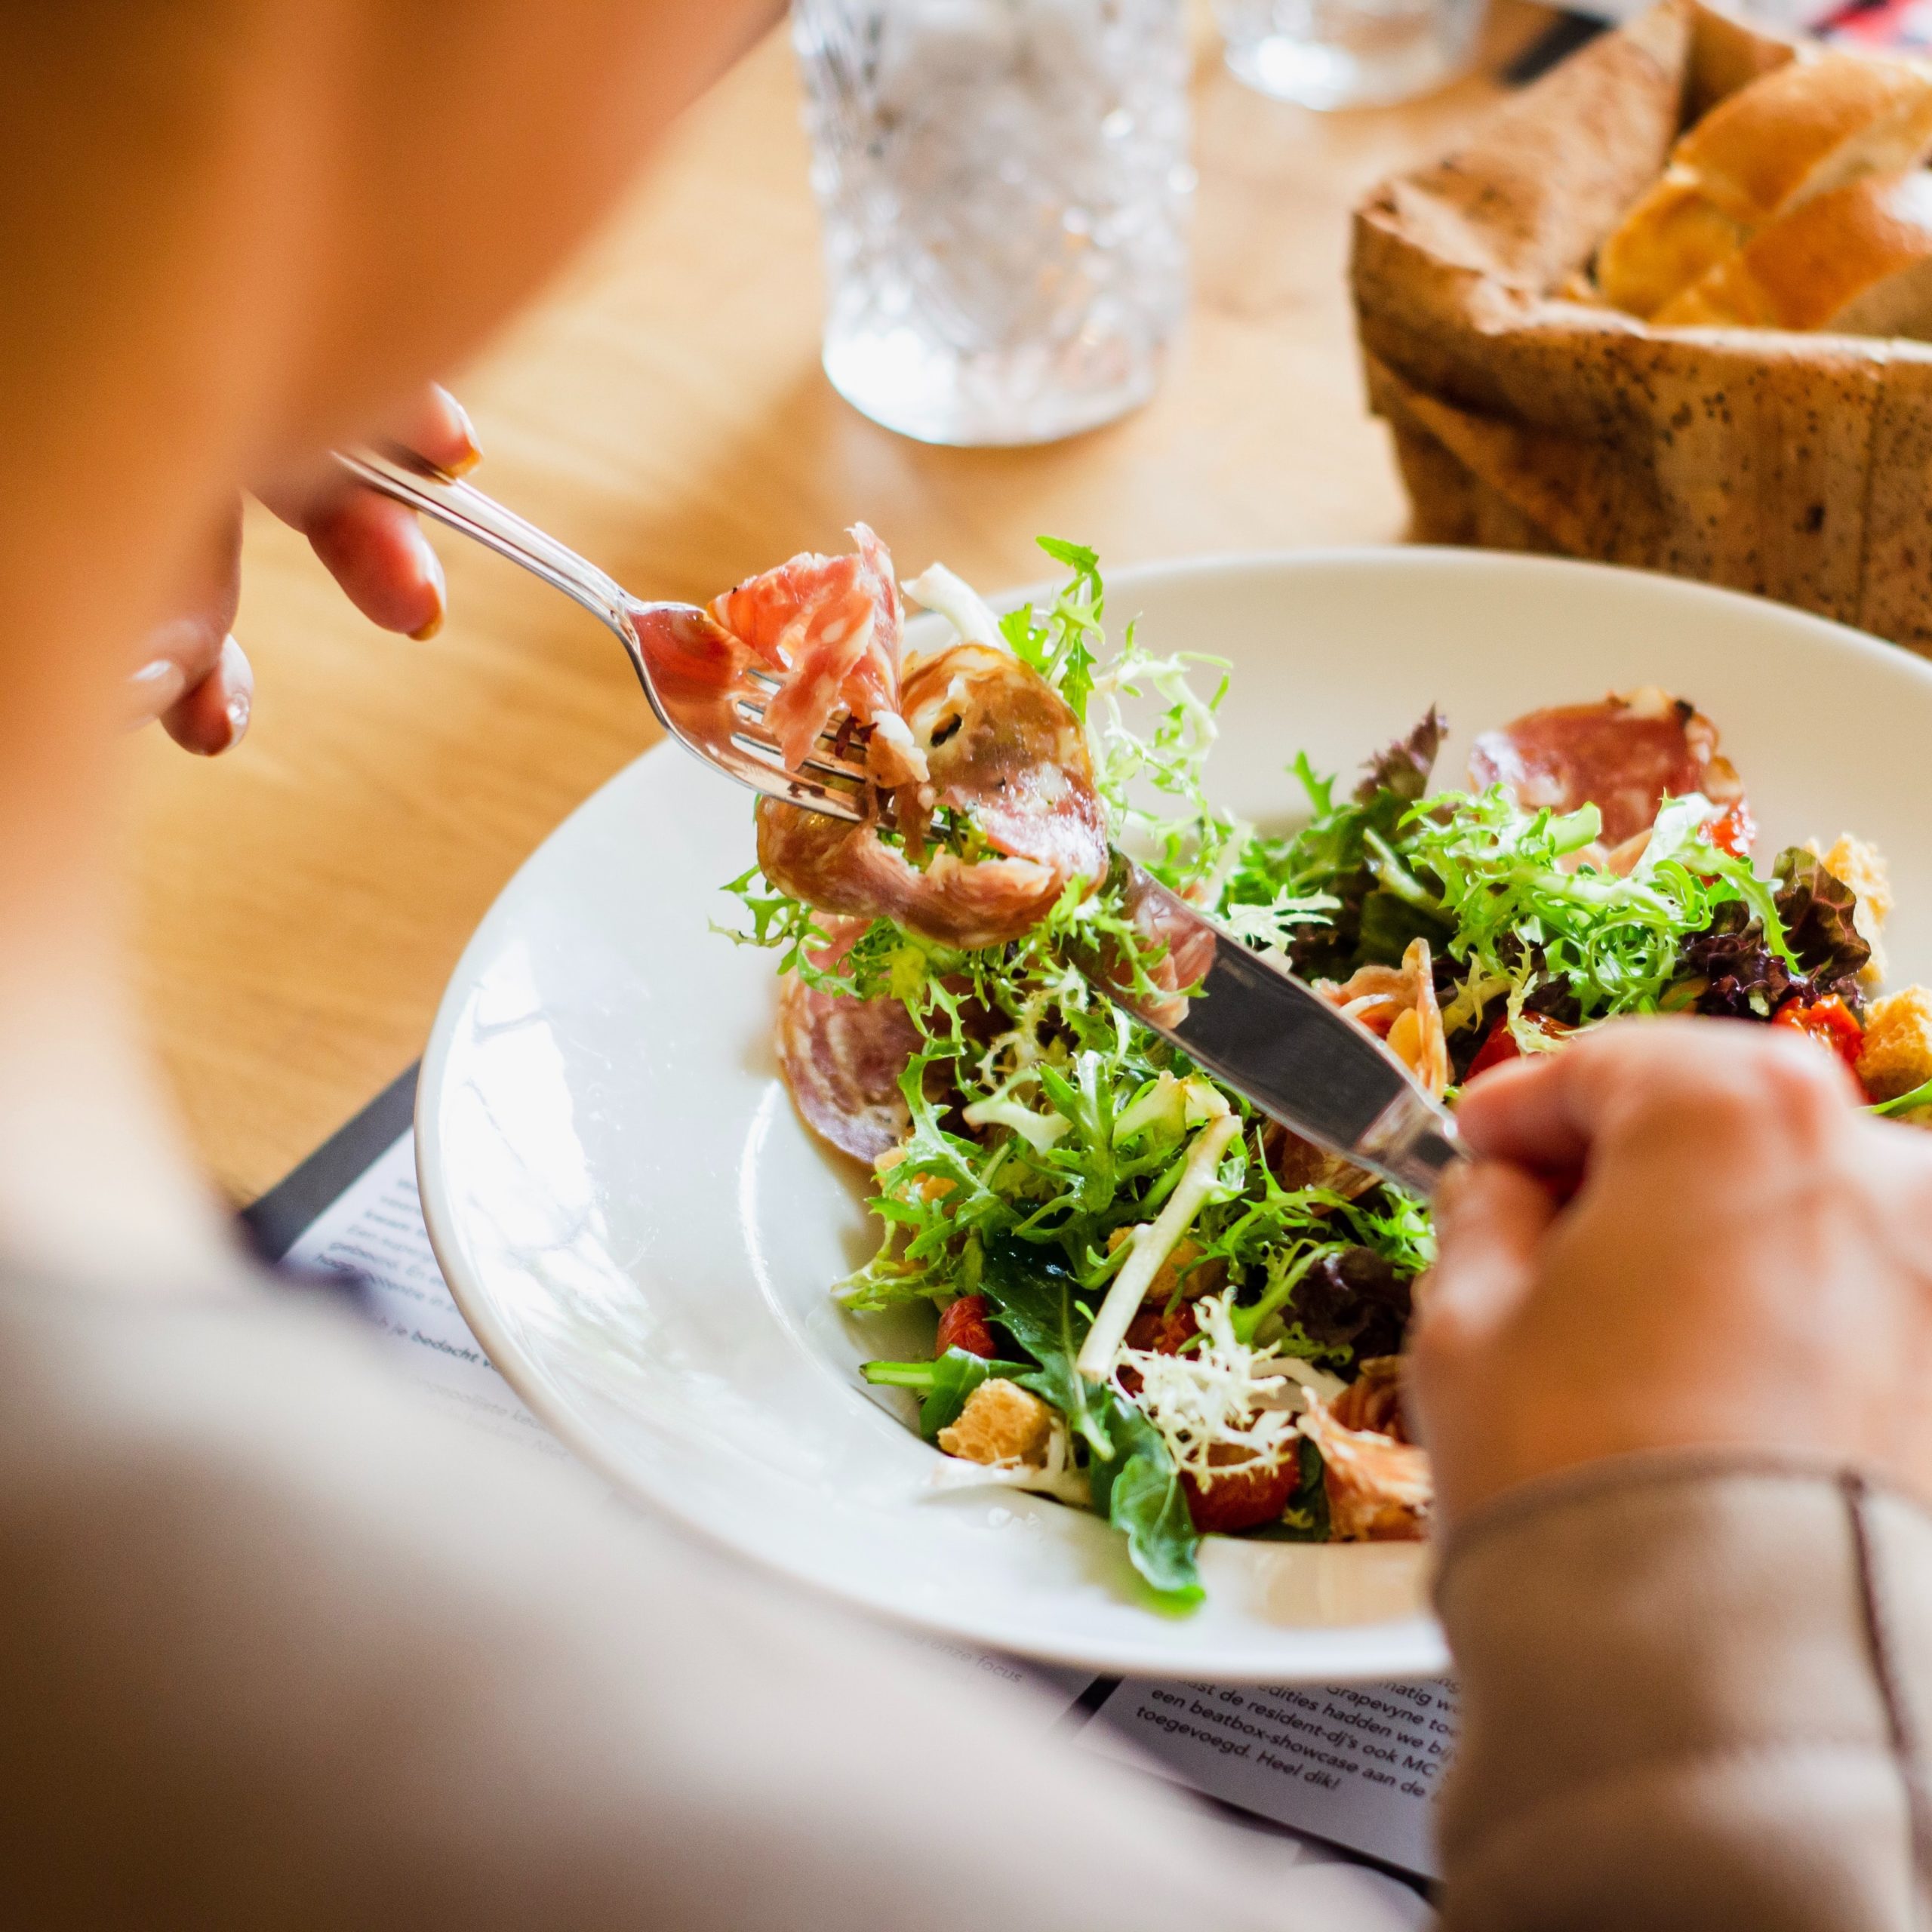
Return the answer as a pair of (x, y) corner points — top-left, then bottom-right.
(1318, 938), (1449, 1098)
(710, 525), (923, 787)
(756, 643), (1108, 952)
(1266, 939), (1448, 1200)
(1300, 1358), (1431, 1542)
(1469, 688), (1744, 847)
(774, 919), (922, 1161)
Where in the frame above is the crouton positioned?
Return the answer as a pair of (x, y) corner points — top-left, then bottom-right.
(937, 1380), (1054, 1466)
(1812, 835), (1892, 984)
(1104, 1229), (1226, 1306)
(1857, 985), (1932, 1102)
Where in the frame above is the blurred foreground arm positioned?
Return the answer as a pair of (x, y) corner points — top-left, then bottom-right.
(1413, 1023), (1932, 1930)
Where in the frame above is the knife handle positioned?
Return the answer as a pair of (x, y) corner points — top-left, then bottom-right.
(1359, 1086), (1467, 1197)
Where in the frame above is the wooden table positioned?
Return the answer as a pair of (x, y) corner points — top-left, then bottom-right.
(123, 5), (1556, 1203)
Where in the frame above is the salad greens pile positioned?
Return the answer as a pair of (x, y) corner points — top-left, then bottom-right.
(721, 539), (1869, 1610)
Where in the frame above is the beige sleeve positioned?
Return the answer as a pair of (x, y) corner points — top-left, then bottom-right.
(1435, 1455), (1932, 1931)
(0, 1272), (1406, 1932)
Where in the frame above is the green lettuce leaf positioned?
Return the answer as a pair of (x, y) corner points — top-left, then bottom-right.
(976, 1238), (1202, 1607)
(975, 1238), (1113, 1460)
(998, 537), (1103, 724)
(1874, 1077), (1932, 1120)
(1222, 739), (1453, 978)
(861, 1350), (1031, 1440)
(1088, 1392), (1204, 1606)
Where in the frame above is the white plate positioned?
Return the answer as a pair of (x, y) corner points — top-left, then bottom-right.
(417, 548), (1932, 1681)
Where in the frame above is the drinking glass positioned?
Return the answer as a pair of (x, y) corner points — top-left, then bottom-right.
(792, 0), (1194, 448)
(1214, 0), (1487, 110)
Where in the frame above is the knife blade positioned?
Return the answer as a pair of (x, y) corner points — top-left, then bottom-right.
(1077, 853), (1466, 1198)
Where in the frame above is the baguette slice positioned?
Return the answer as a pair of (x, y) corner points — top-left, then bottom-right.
(1598, 50), (1932, 317)
(1655, 169), (1932, 337)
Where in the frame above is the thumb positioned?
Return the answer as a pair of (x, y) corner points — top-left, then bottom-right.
(1408, 1161), (1558, 1425)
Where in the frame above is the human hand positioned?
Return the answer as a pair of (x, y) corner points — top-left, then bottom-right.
(1409, 1018), (1932, 1529)
(125, 385), (478, 755)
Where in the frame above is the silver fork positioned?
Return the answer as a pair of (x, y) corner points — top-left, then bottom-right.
(334, 447), (869, 822)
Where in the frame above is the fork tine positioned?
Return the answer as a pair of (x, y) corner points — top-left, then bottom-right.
(731, 689), (847, 731)
(725, 737), (870, 820)
(771, 774), (867, 821)
(727, 731), (869, 789)
(728, 697), (872, 780)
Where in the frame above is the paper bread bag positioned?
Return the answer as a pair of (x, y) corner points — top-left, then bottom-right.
(1351, 0), (1932, 651)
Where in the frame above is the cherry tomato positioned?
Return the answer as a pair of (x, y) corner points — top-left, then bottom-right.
(1466, 1011), (1571, 1081)
(1115, 1298), (1200, 1398)
(935, 1294), (997, 1360)
(1770, 994), (1864, 1072)
(1705, 799), (1757, 859)
(1181, 1444), (1303, 1535)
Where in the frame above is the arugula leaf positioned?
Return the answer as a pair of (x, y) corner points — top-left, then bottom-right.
(862, 1350), (1031, 1439)
(1355, 890), (1451, 969)
(1088, 1393), (1204, 1606)
(1222, 747), (1448, 977)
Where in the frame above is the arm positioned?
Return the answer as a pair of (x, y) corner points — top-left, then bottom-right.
(1412, 1023), (1932, 1930)
(0, 1269), (1371, 1932)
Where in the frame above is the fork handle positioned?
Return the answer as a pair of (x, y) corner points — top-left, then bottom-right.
(334, 446), (635, 636)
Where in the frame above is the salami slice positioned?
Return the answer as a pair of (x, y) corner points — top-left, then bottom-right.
(774, 921), (921, 1162)
(755, 642), (1108, 952)
(1300, 1383), (1432, 1543)
(1469, 688), (1744, 847)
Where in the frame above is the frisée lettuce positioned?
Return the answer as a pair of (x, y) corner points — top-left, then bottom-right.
(720, 537), (1902, 1611)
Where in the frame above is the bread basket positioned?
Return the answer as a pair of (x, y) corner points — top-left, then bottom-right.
(1352, 0), (1932, 651)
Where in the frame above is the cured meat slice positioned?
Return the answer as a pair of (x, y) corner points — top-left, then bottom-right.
(1469, 688), (1745, 847)
(898, 644), (1104, 881)
(1330, 1355), (1411, 1440)
(1267, 938), (1449, 1200)
(1300, 1358), (1431, 1542)
(756, 643), (1108, 952)
(710, 524), (922, 787)
(774, 919), (922, 1162)
(1318, 937), (1448, 1098)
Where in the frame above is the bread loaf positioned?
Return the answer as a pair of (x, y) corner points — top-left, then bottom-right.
(1655, 168), (1932, 335)
(1597, 51), (1932, 316)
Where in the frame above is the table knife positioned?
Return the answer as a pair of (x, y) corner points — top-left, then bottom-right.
(1084, 853), (1465, 1198)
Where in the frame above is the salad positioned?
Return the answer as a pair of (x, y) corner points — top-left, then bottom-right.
(709, 530), (1931, 1611)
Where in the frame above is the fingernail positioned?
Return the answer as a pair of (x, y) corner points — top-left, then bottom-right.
(441, 389), (482, 475)
(408, 538), (448, 641)
(127, 657), (187, 725)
